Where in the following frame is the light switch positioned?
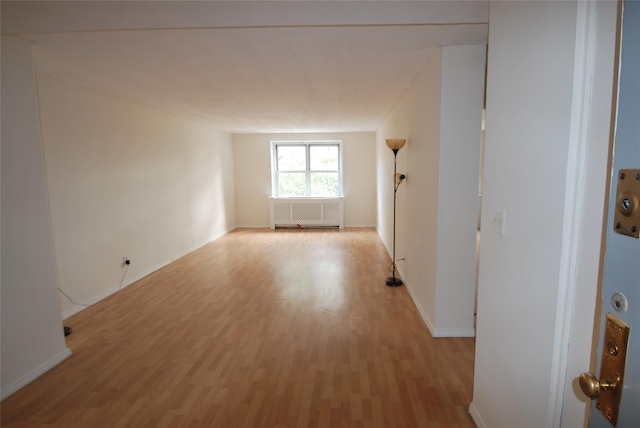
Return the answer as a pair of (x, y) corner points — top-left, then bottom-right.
(492, 209), (506, 235)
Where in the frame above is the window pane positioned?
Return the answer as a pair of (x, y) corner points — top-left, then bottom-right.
(278, 172), (306, 196)
(277, 146), (306, 171)
(310, 172), (339, 196)
(310, 145), (339, 171)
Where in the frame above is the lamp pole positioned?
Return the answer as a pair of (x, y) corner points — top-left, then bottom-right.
(386, 148), (404, 287)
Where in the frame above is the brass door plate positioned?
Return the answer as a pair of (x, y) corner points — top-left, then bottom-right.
(596, 313), (630, 426)
(614, 169), (640, 238)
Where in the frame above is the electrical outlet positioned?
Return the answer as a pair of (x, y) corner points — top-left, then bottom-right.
(492, 209), (506, 235)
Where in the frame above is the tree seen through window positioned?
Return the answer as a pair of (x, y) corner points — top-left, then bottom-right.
(274, 142), (341, 197)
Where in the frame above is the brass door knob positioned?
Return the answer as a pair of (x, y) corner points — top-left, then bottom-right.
(579, 372), (618, 399)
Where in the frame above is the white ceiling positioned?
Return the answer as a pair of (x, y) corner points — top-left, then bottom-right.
(3, 1), (489, 133)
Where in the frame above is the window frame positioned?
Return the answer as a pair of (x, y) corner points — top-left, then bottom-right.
(271, 140), (343, 198)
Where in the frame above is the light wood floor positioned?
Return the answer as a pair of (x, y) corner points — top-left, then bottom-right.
(1, 228), (475, 427)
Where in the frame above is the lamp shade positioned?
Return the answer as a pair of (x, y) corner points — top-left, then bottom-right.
(385, 139), (406, 151)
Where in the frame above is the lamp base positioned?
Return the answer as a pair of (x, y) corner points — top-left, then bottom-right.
(385, 277), (403, 287)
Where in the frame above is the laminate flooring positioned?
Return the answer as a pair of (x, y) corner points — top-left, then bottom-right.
(1, 228), (475, 427)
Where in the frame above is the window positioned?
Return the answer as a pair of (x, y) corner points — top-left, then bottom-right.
(272, 141), (342, 197)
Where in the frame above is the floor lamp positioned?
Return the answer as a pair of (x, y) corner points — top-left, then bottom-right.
(385, 139), (406, 287)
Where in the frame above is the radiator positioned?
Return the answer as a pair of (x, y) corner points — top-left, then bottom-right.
(269, 198), (344, 229)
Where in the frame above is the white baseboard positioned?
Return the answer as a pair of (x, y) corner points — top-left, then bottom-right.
(402, 270), (475, 338)
(402, 276), (437, 336)
(235, 224), (376, 229)
(468, 402), (488, 428)
(432, 327), (476, 338)
(63, 285), (119, 319)
(1, 347), (72, 400)
(63, 229), (233, 319)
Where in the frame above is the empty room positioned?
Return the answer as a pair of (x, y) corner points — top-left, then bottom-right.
(2, 1), (632, 427)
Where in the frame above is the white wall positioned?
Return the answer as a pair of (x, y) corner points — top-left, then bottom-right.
(435, 45), (486, 335)
(1, 36), (72, 399)
(36, 74), (236, 318)
(377, 47), (441, 328)
(376, 45), (485, 337)
(469, 2), (585, 426)
(233, 132), (376, 228)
